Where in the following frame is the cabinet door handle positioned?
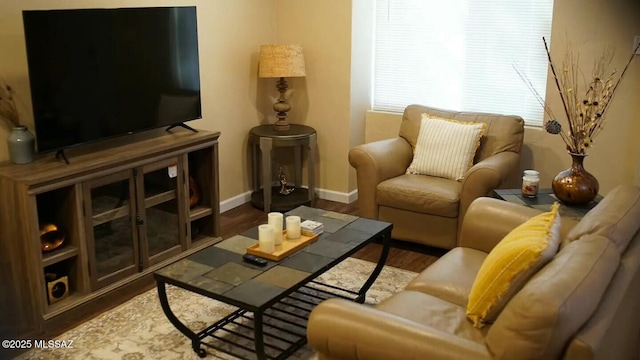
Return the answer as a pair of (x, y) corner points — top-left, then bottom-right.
(136, 216), (144, 226)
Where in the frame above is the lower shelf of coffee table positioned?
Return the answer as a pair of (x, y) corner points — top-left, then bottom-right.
(196, 281), (359, 360)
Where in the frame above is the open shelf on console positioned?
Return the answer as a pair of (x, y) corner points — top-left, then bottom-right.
(42, 246), (79, 268)
(189, 206), (213, 221)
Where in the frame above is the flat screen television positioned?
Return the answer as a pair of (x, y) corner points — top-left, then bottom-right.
(22, 6), (202, 154)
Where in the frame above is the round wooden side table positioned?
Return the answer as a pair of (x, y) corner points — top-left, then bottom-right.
(249, 124), (317, 212)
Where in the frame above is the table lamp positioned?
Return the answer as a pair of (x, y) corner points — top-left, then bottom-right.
(259, 44), (306, 131)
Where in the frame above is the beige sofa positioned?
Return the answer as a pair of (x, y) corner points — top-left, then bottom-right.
(308, 184), (640, 360)
(349, 104), (524, 249)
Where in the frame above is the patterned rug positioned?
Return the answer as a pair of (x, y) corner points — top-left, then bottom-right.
(18, 258), (417, 360)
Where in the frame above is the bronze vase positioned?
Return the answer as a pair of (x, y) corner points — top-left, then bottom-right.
(552, 153), (599, 205)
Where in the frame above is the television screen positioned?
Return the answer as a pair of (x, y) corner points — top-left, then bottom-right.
(23, 6), (202, 153)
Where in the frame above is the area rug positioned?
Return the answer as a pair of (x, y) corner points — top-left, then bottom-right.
(18, 258), (417, 360)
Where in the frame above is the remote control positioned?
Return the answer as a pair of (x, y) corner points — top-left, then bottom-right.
(243, 254), (268, 267)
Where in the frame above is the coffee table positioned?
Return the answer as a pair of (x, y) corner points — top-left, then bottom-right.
(154, 206), (392, 359)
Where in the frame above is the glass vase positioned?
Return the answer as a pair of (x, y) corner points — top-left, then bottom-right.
(7, 125), (36, 164)
(551, 152), (599, 205)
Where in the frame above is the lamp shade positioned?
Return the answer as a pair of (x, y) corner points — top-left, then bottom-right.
(259, 44), (306, 78)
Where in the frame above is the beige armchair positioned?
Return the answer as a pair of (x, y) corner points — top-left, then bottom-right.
(349, 104), (524, 249)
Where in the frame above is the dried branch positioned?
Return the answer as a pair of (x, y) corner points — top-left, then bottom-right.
(543, 37), (575, 148)
(0, 77), (20, 128)
(512, 64), (556, 120)
(517, 37), (638, 155)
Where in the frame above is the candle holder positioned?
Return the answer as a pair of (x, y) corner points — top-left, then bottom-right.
(286, 216), (301, 239)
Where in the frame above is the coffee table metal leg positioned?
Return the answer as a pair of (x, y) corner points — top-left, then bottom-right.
(355, 230), (391, 303)
(253, 311), (267, 360)
(157, 281), (206, 358)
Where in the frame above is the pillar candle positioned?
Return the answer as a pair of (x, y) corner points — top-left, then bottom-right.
(286, 216), (301, 239)
(258, 224), (275, 253)
(268, 212), (284, 245)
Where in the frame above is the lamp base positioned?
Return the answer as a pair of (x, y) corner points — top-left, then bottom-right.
(273, 121), (290, 131)
(272, 77), (292, 131)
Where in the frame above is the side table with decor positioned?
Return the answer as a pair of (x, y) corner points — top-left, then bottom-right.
(493, 188), (602, 220)
(249, 124), (317, 212)
(517, 38), (638, 206)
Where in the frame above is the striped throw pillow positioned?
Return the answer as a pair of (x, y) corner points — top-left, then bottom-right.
(407, 114), (486, 181)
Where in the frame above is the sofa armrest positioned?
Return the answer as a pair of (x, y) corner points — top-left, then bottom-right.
(459, 197), (542, 253)
(308, 298), (492, 360)
(459, 197), (578, 253)
(348, 137), (413, 219)
(458, 151), (520, 232)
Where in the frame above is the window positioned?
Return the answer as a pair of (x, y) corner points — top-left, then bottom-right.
(373, 0), (554, 126)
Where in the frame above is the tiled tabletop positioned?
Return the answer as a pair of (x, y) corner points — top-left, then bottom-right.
(155, 206), (391, 310)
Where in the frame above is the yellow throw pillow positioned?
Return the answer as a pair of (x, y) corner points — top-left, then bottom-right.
(407, 114), (486, 181)
(467, 203), (561, 328)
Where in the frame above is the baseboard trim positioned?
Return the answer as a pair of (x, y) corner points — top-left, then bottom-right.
(347, 189), (358, 203)
(220, 191), (252, 213)
(314, 188), (358, 204)
(219, 188), (357, 212)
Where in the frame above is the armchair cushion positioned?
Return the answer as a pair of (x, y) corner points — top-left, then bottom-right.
(467, 203), (561, 328)
(377, 290), (486, 344)
(407, 114), (486, 181)
(308, 297), (493, 360)
(406, 247), (487, 306)
(376, 174), (462, 217)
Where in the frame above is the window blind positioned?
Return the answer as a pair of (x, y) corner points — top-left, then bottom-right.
(373, 0), (554, 126)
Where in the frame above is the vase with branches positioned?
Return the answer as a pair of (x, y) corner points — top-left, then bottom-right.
(515, 38), (639, 205)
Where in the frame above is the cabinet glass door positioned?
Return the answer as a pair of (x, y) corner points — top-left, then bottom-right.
(85, 171), (138, 290)
(139, 159), (185, 267)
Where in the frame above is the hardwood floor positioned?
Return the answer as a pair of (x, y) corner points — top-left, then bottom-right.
(222, 199), (446, 273)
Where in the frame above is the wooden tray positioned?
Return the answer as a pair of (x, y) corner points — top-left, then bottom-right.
(246, 231), (319, 261)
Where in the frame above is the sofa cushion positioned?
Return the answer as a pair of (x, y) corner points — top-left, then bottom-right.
(467, 203), (561, 328)
(406, 247), (487, 306)
(486, 235), (620, 360)
(565, 184), (640, 254)
(407, 114), (486, 181)
(377, 174), (462, 218)
(377, 290), (487, 344)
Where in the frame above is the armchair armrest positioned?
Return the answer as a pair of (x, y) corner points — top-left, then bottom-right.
(348, 137), (413, 218)
(308, 299), (492, 360)
(459, 197), (579, 253)
(458, 151), (520, 229)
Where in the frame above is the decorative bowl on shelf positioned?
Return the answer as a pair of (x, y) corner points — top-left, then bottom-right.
(189, 176), (201, 208)
(40, 223), (66, 252)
